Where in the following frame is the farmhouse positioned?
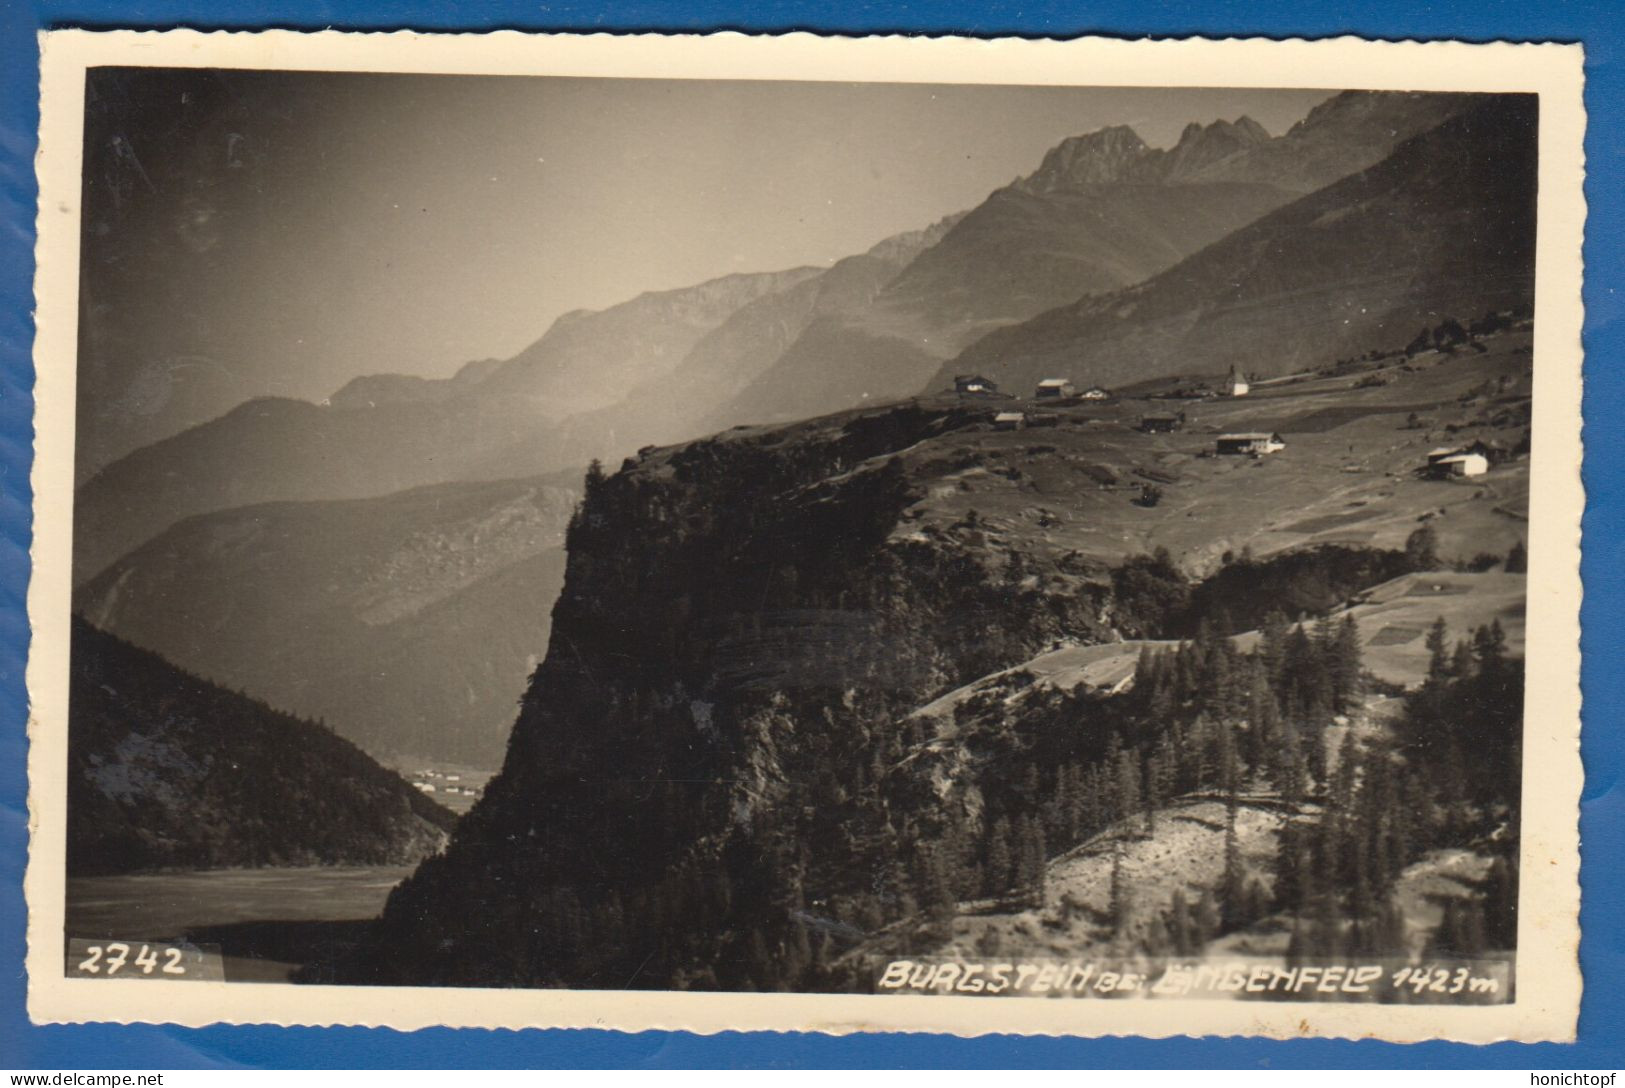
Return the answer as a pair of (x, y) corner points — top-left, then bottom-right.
(1426, 440), (1494, 477)
(1216, 432), (1285, 455)
(1426, 446), (1460, 466)
(1139, 414), (1185, 433)
(1080, 386), (1110, 400)
(993, 411), (1026, 431)
(955, 374), (1000, 396)
(1036, 378), (1075, 398)
(1430, 452), (1488, 478)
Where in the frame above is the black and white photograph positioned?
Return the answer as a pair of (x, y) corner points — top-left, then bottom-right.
(24, 31), (1584, 1040)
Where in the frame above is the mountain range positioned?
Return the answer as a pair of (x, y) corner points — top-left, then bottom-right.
(941, 94), (1536, 393)
(74, 90), (1536, 771)
(75, 91), (1479, 586)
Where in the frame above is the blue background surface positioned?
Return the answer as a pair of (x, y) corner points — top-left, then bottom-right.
(1, 0), (1619, 1069)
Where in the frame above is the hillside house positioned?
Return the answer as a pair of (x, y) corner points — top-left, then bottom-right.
(1426, 446), (1460, 466)
(1036, 378), (1075, 399)
(1216, 432), (1285, 455)
(1429, 452), (1489, 478)
(1426, 441), (1494, 477)
(1080, 386), (1110, 400)
(955, 374), (1000, 396)
(1226, 366), (1250, 397)
(1139, 413), (1185, 433)
(993, 411), (1026, 431)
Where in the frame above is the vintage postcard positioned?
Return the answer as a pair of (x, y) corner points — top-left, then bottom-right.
(25, 29), (1585, 1041)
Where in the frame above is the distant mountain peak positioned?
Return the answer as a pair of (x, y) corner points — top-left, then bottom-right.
(1017, 116), (1282, 194)
(1017, 124), (1151, 192)
(1157, 116), (1274, 180)
(1233, 115), (1271, 143)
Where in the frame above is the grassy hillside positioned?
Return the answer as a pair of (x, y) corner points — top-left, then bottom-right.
(68, 619), (455, 876)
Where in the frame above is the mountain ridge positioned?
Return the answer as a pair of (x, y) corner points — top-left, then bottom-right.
(935, 93), (1537, 395)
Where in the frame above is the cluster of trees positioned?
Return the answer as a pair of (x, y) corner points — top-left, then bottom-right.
(1112, 543), (1426, 640)
(69, 619), (455, 877)
(1460, 539), (1528, 574)
(1403, 305), (1529, 358)
(1275, 617), (1522, 963)
(957, 609), (1522, 965)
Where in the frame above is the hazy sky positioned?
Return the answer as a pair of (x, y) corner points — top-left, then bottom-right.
(81, 70), (1331, 406)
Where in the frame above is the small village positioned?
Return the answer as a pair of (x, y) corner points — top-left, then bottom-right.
(949, 322), (1525, 481)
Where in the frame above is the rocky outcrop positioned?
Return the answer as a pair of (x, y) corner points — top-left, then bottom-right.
(327, 402), (1117, 988)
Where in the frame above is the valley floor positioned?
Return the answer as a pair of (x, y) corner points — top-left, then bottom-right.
(65, 865), (414, 982)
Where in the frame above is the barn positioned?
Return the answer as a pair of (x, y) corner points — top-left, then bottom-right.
(1035, 378), (1075, 398)
(1216, 432), (1285, 455)
(1431, 452), (1489, 478)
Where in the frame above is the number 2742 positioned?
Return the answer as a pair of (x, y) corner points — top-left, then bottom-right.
(76, 942), (186, 976)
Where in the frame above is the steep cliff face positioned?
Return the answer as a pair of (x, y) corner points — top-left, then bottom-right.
(331, 402), (1117, 988)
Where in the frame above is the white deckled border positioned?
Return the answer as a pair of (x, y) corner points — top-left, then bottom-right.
(25, 28), (1587, 1042)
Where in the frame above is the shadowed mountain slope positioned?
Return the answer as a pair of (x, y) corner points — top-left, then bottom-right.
(75, 474), (578, 766)
(69, 618), (456, 876)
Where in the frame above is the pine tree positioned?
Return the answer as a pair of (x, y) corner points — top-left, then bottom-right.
(1193, 887), (1220, 946)
(1405, 523), (1441, 570)
(1109, 840), (1129, 935)
(1169, 888), (1193, 955)
(1143, 913), (1171, 957)
(1245, 657), (1280, 774)
(1219, 719), (1243, 811)
(1017, 816), (1048, 907)
(1486, 855), (1518, 949)
(1425, 617), (1451, 684)
(1332, 615), (1363, 711)
(1220, 806), (1245, 928)
(1143, 750), (1161, 835)
(1275, 718), (1308, 804)
(1259, 609), (1290, 687)
(1505, 539), (1528, 573)
(984, 816), (1013, 897)
(1114, 744), (1142, 832)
